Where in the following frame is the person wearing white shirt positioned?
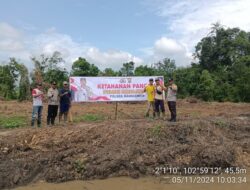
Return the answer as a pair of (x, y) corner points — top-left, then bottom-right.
(31, 83), (44, 127)
(47, 81), (59, 126)
(154, 78), (167, 118)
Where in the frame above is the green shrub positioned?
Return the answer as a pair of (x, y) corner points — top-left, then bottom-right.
(0, 116), (27, 128)
(73, 160), (86, 173)
(150, 124), (163, 137)
(74, 114), (104, 122)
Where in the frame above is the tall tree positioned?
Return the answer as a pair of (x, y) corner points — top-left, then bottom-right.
(0, 58), (19, 99)
(31, 51), (68, 88)
(9, 58), (31, 101)
(195, 70), (215, 101)
(153, 58), (176, 83)
(194, 23), (250, 72)
(101, 68), (117, 76)
(193, 23), (250, 102)
(174, 64), (202, 98)
(119, 61), (135, 76)
(134, 65), (155, 76)
(17, 64), (31, 101)
(71, 57), (99, 76)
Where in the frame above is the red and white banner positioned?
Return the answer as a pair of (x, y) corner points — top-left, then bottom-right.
(70, 76), (164, 102)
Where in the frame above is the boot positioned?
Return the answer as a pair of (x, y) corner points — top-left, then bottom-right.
(31, 120), (35, 127)
(37, 120), (41, 127)
(169, 118), (176, 122)
(153, 112), (156, 118)
(172, 117), (176, 122)
(162, 112), (166, 120)
(51, 117), (55, 126)
(47, 117), (50, 126)
(156, 112), (160, 119)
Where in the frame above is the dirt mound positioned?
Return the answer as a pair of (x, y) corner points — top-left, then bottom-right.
(190, 145), (236, 168)
(185, 97), (201, 103)
(0, 117), (250, 189)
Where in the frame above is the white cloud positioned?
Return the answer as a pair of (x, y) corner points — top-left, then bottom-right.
(153, 37), (192, 66)
(29, 30), (86, 69)
(30, 31), (143, 70)
(0, 39), (24, 52)
(140, 37), (192, 66)
(0, 23), (143, 71)
(149, 0), (250, 32)
(0, 22), (21, 39)
(154, 37), (183, 54)
(85, 47), (143, 70)
(0, 22), (24, 52)
(2, 0), (249, 69)
(143, 0), (250, 66)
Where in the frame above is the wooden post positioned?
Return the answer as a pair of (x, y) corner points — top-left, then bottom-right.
(115, 102), (118, 120)
(68, 108), (73, 122)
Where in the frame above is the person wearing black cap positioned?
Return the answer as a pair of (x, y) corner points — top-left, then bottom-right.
(166, 78), (178, 122)
(154, 77), (167, 118)
(47, 81), (59, 126)
(31, 83), (44, 127)
(59, 81), (72, 125)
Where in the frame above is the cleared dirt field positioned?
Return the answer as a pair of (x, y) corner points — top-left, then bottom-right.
(0, 99), (250, 189)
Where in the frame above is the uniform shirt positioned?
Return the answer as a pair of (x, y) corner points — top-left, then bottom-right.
(167, 84), (177, 102)
(154, 85), (165, 100)
(32, 88), (43, 106)
(145, 84), (155, 101)
(47, 88), (59, 105)
(59, 89), (72, 105)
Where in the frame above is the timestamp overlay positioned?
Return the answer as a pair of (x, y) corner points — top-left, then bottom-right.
(153, 166), (248, 184)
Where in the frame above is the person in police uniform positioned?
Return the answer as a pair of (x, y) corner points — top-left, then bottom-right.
(166, 78), (178, 122)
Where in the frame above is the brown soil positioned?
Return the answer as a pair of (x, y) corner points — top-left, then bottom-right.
(0, 100), (250, 189)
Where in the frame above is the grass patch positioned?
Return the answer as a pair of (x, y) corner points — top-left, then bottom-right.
(74, 113), (104, 122)
(73, 160), (86, 173)
(150, 124), (163, 137)
(189, 112), (200, 117)
(214, 120), (227, 128)
(0, 116), (27, 129)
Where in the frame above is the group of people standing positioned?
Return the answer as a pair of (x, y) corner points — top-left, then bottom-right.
(30, 77), (177, 127)
(144, 78), (177, 122)
(31, 81), (72, 127)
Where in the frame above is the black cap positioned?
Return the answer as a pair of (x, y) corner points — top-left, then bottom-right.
(149, 78), (153, 81)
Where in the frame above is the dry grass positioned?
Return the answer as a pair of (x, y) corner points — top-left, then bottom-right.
(0, 99), (249, 127)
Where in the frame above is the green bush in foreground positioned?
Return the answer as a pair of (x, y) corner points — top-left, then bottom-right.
(74, 114), (104, 122)
(0, 116), (27, 129)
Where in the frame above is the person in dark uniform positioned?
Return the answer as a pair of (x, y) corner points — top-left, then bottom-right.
(59, 81), (72, 125)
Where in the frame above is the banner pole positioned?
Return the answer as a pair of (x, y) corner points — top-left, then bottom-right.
(115, 102), (118, 120)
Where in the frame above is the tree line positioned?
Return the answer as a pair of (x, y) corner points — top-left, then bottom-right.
(0, 24), (250, 102)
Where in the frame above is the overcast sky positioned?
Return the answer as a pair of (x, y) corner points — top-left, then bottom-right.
(1, 0), (250, 70)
